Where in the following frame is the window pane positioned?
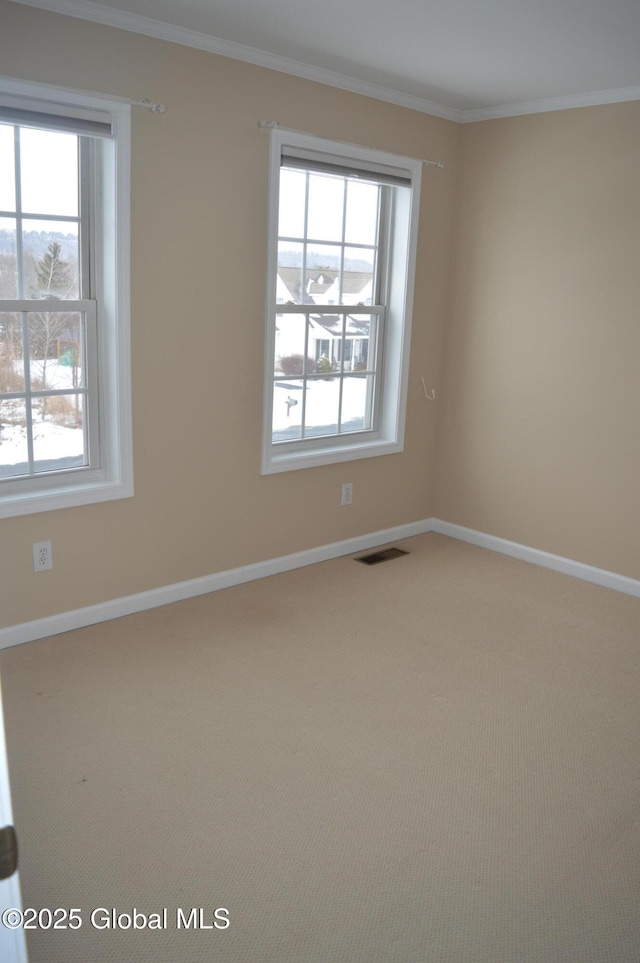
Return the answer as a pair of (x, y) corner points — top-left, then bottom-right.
(0, 218), (17, 297)
(345, 180), (379, 246)
(344, 247), (375, 304)
(310, 313), (341, 364)
(304, 376), (339, 437)
(307, 172), (344, 243)
(32, 393), (86, 472)
(278, 168), (306, 239)
(0, 312), (24, 392)
(278, 242), (303, 304)
(20, 128), (78, 217)
(274, 314), (309, 377)
(0, 125), (15, 212)
(305, 244), (340, 303)
(29, 311), (85, 390)
(22, 223), (79, 299)
(0, 398), (28, 477)
(272, 379), (303, 442)
(345, 314), (375, 371)
(341, 374), (374, 432)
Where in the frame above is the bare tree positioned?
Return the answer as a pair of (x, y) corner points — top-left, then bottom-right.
(29, 242), (79, 420)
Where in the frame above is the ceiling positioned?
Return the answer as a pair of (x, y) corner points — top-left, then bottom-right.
(13, 0), (640, 120)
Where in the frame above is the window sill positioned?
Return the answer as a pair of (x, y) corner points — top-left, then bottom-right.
(261, 436), (403, 474)
(0, 474), (133, 519)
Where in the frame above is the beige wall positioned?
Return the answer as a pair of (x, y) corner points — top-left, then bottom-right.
(0, 1), (458, 629)
(3, 3), (639, 631)
(435, 103), (640, 580)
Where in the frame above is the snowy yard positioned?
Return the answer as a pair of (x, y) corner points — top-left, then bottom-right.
(0, 359), (85, 475)
(272, 375), (372, 441)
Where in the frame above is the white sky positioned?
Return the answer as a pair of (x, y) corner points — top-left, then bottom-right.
(0, 124), (79, 221)
(279, 169), (378, 249)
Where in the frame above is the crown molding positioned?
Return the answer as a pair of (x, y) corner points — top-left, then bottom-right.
(6, 0), (463, 121)
(461, 85), (640, 123)
(8, 0), (640, 123)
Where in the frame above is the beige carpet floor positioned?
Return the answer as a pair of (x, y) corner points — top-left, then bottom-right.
(1, 532), (639, 962)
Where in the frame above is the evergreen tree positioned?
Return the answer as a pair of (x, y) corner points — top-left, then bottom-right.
(34, 241), (72, 297)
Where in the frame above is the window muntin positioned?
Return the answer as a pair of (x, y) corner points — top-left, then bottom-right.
(272, 310), (380, 442)
(0, 302), (96, 478)
(0, 124), (96, 482)
(272, 164), (388, 448)
(276, 167), (382, 308)
(0, 78), (132, 518)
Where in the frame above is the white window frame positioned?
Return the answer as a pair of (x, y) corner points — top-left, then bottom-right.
(261, 129), (422, 475)
(0, 76), (133, 518)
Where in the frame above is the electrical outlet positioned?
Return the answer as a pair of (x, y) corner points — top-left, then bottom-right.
(341, 483), (353, 506)
(33, 540), (53, 572)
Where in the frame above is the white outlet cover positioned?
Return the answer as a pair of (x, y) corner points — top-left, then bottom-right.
(33, 541), (52, 572)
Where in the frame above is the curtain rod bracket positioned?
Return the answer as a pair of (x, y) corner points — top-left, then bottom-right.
(132, 98), (167, 114)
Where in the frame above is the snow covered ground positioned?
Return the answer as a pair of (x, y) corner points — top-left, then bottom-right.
(0, 421), (84, 473)
(272, 375), (371, 440)
(0, 359), (84, 475)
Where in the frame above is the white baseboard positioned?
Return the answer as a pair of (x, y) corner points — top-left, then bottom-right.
(432, 519), (640, 599)
(4, 516), (639, 651)
(0, 518), (435, 650)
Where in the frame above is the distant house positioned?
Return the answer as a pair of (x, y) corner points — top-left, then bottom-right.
(314, 274), (372, 307)
(275, 269), (373, 372)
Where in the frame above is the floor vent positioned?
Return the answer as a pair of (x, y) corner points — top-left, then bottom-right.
(356, 547), (409, 566)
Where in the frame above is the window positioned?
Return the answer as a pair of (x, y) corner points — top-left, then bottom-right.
(262, 129), (422, 474)
(0, 79), (132, 517)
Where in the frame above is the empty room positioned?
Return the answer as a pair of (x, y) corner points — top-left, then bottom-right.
(0, 0), (639, 960)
